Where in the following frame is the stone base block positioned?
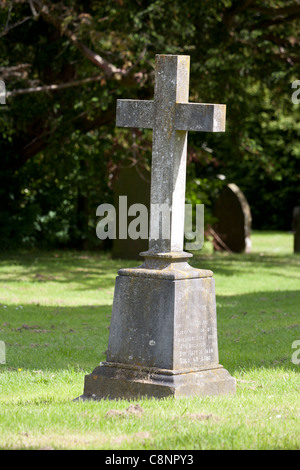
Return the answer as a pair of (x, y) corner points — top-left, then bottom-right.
(77, 252), (236, 401)
(77, 362), (236, 401)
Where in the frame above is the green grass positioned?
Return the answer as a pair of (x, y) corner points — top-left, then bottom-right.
(0, 231), (299, 450)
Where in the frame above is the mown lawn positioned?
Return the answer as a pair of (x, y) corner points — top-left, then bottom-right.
(0, 231), (299, 450)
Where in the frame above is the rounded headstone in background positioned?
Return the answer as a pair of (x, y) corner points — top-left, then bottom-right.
(213, 183), (252, 253)
(292, 206), (300, 253)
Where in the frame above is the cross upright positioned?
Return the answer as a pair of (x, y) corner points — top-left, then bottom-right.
(116, 54), (226, 254)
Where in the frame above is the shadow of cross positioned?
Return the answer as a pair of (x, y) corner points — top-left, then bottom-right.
(116, 54), (226, 254)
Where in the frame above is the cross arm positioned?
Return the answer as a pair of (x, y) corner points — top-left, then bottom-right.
(175, 103), (226, 132)
(116, 99), (154, 129)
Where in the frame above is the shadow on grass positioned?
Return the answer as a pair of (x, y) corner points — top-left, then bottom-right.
(0, 249), (299, 291)
(0, 250), (139, 291)
(216, 289), (300, 374)
(0, 303), (112, 372)
(192, 252), (300, 278)
(0, 289), (298, 375)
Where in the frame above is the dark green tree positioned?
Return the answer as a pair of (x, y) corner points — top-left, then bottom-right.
(0, 0), (299, 248)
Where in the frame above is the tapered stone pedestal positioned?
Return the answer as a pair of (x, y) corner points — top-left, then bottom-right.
(78, 253), (236, 400)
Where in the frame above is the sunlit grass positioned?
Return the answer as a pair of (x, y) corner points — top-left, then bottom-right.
(0, 232), (299, 449)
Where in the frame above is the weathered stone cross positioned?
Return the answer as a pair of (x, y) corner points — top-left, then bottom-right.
(79, 55), (236, 401)
(116, 54), (226, 253)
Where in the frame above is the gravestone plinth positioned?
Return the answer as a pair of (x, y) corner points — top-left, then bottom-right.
(213, 183), (252, 253)
(82, 252), (235, 399)
(78, 54), (236, 401)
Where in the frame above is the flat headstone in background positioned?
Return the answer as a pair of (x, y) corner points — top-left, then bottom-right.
(293, 206), (300, 253)
(112, 161), (150, 260)
(213, 183), (252, 253)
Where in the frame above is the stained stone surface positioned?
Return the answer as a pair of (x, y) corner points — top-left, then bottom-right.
(106, 274), (218, 370)
(116, 55), (226, 254)
(82, 363), (236, 400)
(78, 255), (236, 400)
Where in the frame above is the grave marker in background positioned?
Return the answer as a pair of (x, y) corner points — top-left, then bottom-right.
(213, 183), (252, 253)
(293, 206), (300, 253)
(112, 161), (150, 260)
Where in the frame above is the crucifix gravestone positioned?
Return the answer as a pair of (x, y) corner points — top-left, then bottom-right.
(79, 55), (236, 400)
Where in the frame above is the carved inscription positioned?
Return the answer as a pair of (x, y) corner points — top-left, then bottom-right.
(174, 306), (218, 368)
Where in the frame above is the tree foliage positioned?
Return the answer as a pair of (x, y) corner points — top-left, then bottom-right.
(0, 0), (300, 248)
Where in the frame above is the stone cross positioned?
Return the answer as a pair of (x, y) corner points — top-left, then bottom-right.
(116, 54), (225, 253)
(78, 55), (236, 401)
